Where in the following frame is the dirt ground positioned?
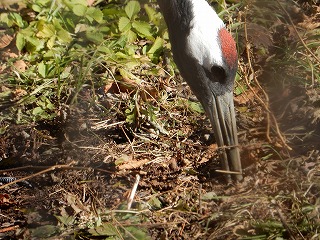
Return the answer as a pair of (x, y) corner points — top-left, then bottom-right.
(0, 1), (319, 239)
(1, 64), (319, 239)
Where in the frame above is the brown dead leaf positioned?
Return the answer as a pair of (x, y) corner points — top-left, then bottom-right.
(117, 159), (150, 170)
(208, 143), (218, 151)
(244, 23), (273, 49)
(168, 157), (179, 171)
(103, 81), (114, 93)
(103, 78), (158, 101)
(0, 0), (26, 9)
(298, 6), (320, 30)
(0, 65), (6, 74)
(0, 34), (13, 49)
(66, 194), (90, 213)
(312, 109), (320, 124)
(235, 87), (259, 105)
(86, 0), (95, 6)
(5, 51), (19, 58)
(140, 86), (158, 101)
(0, 193), (15, 208)
(199, 143), (218, 164)
(13, 60), (27, 72)
(12, 88), (27, 101)
(104, 78), (137, 95)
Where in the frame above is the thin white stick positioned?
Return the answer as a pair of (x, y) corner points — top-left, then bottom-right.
(91, 120), (125, 130)
(127, 174), (140, 210)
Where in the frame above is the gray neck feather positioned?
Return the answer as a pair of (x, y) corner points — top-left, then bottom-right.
(157, 0), (194, 34)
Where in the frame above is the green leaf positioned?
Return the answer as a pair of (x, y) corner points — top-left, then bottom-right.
(45, 99), (54, 110)
(235, 86), (243, 95)
(57, 29), (72, 43)
(47, 36), (56, 49)
(126, 45), (137, 56)
(0, 13), (9, 26)
(127, 29), (137, 43)
(8, 12), (25, 28)
(147, 37), (164, 60)
(132, 21), (153, 37)
(30, 225), (60, 238)
(97, 45), (112, 54)
(118, 17), (131, 32)
(25, 36), (45, 52)
(188, 101), (204, 113)
(37, 99), (46, 108)
(201, 192), (218, 201)
(115, 51), (129, 59)
(125, 1), (140, 20)
(52, 18), (64, 30)
(0, 124), (8, 135)
(31, 4), (42, 12)
(16, 32), (25, 51)
(124, 226), (151, 240)
(34, 0), (51, 7)
(86, 7), (104, 23)
(125, 102), (136, 124)
(72, 4), (87, 16)
(0, 90), (12, 99)
(43, 49), (55, 59)
(103, 7), (122, 16)
(144, 4), (162, 26)
(144, 4), (156, 21)
(86, 30), (104, 43)
(119, 68), (138, 82)
(38, 61), (47, 78)
(32, 107), (44, 116)
(88, 223), (119, 236)
(55, 214), (75, 226)
(36, 21), (55, 38)
(148, 196), (162, 209)
(115, 35), (127, 48)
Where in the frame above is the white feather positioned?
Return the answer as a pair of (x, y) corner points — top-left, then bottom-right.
(186, 0), (224, 70)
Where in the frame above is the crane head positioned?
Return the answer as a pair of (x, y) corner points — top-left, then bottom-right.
(157, 0), (242, 181)
(188, 26), (241, 181)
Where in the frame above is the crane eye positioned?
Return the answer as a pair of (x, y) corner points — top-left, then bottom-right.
(210, 66), (226, 83)
(203, 66), (227, 84)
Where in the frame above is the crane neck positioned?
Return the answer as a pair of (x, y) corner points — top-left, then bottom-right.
(157, 0), (194, 35)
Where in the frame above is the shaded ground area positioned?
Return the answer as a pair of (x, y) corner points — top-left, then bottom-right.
(1, 1), (320, 239)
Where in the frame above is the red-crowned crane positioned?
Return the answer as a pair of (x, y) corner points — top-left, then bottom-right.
(157, 0), (243, 181)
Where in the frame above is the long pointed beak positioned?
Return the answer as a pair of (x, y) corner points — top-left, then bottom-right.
(205, 91), (242, 181)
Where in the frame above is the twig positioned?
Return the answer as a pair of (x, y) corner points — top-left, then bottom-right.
(0, 165), (114, 175)
(0, 225), (19, 233)
(127, 174), (140, 210)
(121, 126), (136, 155)
(198, 183), (202, 215)
(91, 120), (125, 130)
(0, 162), (76, 189)
(215, 169), (243, 175)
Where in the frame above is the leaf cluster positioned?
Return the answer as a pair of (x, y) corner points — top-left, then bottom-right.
(0, 0), (166, 123)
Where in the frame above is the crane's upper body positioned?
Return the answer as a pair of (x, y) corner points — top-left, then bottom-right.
(157, 0), (237, 97)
